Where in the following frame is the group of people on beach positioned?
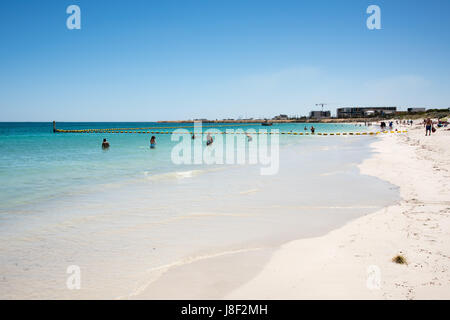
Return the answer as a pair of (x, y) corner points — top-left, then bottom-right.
(396, 119), (414, 126)
(379, 118), (439, 137)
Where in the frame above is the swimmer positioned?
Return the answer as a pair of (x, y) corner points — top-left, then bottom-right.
(206, 133), (213, 146)
(150, 136), (156, 148)
(310, 126), (315, 134)
(102, 138), (110, 150)
(246, 133), (253, 142)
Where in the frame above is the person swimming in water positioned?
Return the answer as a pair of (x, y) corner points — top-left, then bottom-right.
(246, 133), (252, 142)
(310, 126), (315, 134)
(206, 133), (213, 146)
(150, 136), (156, 148)
(102, 138), (110, 150)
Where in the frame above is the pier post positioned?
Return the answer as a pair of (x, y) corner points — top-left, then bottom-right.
(53, 121), (56, 133)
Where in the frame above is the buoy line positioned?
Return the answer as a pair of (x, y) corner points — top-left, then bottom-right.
(55, 129), (408, 135)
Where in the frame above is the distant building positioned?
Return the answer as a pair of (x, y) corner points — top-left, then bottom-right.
(273, 114), (289, 120)
(309, 110), (331, 119)
(336, 107), (397, 118)
(407, 108), (426, 113)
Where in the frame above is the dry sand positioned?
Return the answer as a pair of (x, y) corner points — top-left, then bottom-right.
(227, 122), (450, 299)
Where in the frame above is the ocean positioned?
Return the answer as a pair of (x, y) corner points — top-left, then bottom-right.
(0, 122), (398, 298)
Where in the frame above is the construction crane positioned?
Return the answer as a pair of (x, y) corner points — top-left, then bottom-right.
(315, 103), (327, 112)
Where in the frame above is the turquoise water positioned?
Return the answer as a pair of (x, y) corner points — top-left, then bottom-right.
(1, 122), (394, 299)
(0, 122), (367, 211)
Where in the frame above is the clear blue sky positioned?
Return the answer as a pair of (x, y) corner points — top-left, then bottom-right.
(0, 0), (449, 121)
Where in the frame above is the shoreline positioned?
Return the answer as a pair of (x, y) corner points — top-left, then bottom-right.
(129, 135), (400, 300)
(0, 123), (397, 299)
(226, 123), (450, 299)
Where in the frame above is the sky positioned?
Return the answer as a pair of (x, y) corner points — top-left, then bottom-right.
(0, 0), (449, 121)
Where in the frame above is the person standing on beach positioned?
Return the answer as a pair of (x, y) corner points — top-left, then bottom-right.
(102, 138), (110, 150)
(150, 136), (156, 148)
(425, 118), (433, 136)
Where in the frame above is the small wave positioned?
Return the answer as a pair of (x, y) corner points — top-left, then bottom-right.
(187, 212), (255, 218)
(98, 211), (256, 237)
(144, 166), (229, 182)
(239, 188), (260, 195)
(117, 247), (263, 299)
(320, 171), (345, 176)
(144, 169), (203, 181)
(272, 205), (380, 210)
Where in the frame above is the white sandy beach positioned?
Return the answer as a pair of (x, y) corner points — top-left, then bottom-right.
(227, 122), (450, 300)
(2, 121), (448, 300)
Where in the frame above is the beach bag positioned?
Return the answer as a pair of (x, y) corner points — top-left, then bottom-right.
(432, 126), (436, 133)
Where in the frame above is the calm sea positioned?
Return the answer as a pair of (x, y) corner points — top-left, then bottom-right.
(0, 122), (397, 299)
